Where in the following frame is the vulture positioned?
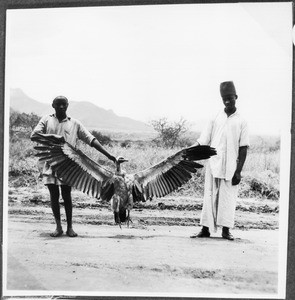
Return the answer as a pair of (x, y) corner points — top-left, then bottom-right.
(33, 133), (216, 227)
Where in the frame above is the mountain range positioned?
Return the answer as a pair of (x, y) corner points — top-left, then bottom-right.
(9, 88), (153, 133)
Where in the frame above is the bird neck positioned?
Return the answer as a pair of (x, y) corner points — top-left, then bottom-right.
(116, 163), (123, 175)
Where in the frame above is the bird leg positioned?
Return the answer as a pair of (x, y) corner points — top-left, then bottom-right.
(126, 210), (133, 228)
(127, 210), (130, 228)
(114, 211), (122, 229)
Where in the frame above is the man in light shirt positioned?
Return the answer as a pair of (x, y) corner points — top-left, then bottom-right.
(31, 96), (117, 238)
(191, 81), (249, 240)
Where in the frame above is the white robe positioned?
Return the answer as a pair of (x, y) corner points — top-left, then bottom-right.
(200, 164), (238, 231)
(197, 109), (250, 231)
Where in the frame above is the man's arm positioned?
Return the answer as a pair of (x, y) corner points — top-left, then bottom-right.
(30, 116), (47, 142)
(91, 139), (117, 163)
(30, 115), (65, 143)
(232, 146), (248, 185)
(31, 132), (65, 143)
(76, 121), (117, 164)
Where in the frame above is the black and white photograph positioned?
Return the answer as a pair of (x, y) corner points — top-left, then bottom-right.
(1, 1), (294, 298)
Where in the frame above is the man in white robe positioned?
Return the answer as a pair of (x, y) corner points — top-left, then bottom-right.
(191, 81), (249, 240)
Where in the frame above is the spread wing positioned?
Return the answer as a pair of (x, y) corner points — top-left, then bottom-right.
(131, 145), (216, 201)
(33, 132), (115, 200)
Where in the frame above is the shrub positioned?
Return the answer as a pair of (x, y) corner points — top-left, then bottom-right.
(8, 134), (281, 200)
(239, 171), (280, 200)
(120, 140), (132, 148)
(150, 117), (189, 148)
(10, 111), (40, 140)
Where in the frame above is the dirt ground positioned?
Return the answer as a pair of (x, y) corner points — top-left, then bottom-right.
(4, 187), (281, 298)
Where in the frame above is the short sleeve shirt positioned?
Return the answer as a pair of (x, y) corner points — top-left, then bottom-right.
(31, 114), (96, 184)
(197, 110), (250, 180)
(31, 114), (95, 147)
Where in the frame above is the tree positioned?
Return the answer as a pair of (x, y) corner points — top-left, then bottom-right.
(9, 111), (40, 139)
(150, 117), (189, 148)
(23, 113), (40, 131)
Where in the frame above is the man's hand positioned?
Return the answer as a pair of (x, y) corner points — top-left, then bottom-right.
(232, 170), (241, 186)
(43, 134), (65, 143)
(56, 135), (65, 143)
(191, 141), (200, 147)
(232, 146), (248, 186)
(109, 155), (117, 164)
(91, 139), (117, 164)
(31, 132), (65, 144)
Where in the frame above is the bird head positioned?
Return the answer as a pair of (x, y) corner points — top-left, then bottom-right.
(116, 156), (128, 165)
(115, 156), (128, 174)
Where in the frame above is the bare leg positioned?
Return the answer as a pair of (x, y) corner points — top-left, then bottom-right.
(47, 184), (63, 237)
(61, 185), (77, 237)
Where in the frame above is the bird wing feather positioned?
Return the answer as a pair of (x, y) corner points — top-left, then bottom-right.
(33, 132), (115, 200)
(131, 145), (216, 201)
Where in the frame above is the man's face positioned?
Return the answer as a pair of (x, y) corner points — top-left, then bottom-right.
(52, 99), (68, 115)
(222, 94), (237, 111)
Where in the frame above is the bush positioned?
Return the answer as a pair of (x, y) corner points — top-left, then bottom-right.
(170, 169), (206, 198)
(120, 140), (132, 148)
(9, 138), (36, 159)
(239, 171), (279, 200)
(8, 134), (281, 200)
(150, 117), (189, 148)
(10, 111), (40, 140)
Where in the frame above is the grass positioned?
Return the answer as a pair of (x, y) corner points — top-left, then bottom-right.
(8, 135), (280, 200)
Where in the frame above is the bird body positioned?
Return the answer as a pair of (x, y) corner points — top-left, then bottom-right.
(33, 132), (216, 226)
(110, 173), (133, 225)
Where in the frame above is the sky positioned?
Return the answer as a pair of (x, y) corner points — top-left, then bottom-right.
(5, 2), (293, 135)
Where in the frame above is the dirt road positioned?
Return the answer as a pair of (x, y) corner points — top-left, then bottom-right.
(5, 216), (279, 297)
(4, 188), (280, 297)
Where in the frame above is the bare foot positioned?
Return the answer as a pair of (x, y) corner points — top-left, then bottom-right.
(50, 228), (63, 237)
(66, 228), (78, 237)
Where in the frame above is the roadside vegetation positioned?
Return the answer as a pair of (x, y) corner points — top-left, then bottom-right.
(8, 111), (280, 202)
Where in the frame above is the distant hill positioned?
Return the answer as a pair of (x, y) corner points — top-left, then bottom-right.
(9, 88), (154, 133)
